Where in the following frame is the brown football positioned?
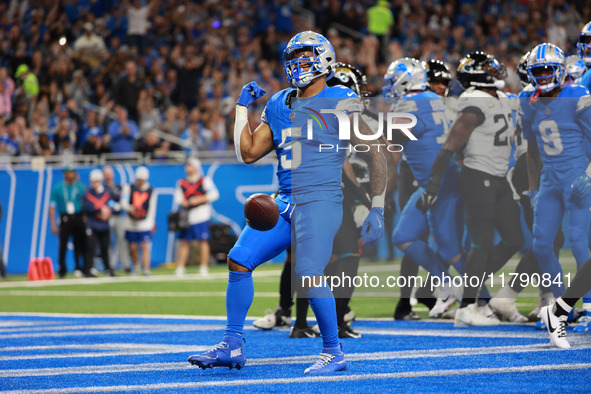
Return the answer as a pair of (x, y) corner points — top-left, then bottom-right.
(244, 193), (279, 231)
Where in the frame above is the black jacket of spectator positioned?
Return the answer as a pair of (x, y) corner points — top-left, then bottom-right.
(114, 76), (142, 122)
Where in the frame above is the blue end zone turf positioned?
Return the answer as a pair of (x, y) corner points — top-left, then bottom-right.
(1, 314), (590, 392)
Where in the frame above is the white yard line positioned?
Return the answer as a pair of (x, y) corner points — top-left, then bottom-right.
(2, 342), (590, 378)
(0, 270), (281, 288)
(4, 362), (590, 393)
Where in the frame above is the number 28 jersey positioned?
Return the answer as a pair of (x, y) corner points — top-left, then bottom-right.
(261, 85), (364, 204)
(520, 84), (591, 186)
(459, 87), (515, 177)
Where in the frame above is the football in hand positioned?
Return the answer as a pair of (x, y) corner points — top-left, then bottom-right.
(244, 193), (279, 231)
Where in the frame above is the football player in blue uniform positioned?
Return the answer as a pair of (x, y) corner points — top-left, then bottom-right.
(521, 43), (591, 333)
(565, 56), (586, 85)
(393, 59), (453, 321)
(577, 22), (591, 90)
(188, 31), (387, 374)
(386, 58), (465, 318)
(487, 51), (558, 324)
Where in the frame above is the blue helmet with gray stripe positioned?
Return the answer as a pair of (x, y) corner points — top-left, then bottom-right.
(526, 43), (565, 93)
(576, 21), (591, 67)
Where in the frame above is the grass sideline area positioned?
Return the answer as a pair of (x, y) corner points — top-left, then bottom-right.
(0, 254), (580, 318)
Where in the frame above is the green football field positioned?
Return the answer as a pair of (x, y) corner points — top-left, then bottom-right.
(0, 254), (580, 319)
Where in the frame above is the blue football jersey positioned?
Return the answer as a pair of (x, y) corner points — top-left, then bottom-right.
(393, 91), (451, 187)
(262, 85), (363, 204)
(520, 84), (591, 186)
(580, 67), (591, 92)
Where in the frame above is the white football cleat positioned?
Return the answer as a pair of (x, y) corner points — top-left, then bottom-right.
(529, 293), (555, 321)
(253, 307), (291, 330)
(538, 305), (570, 349)
(489, 295), (528, 323)
(454, 303), (501, 327)
(430, 283), (460, 318)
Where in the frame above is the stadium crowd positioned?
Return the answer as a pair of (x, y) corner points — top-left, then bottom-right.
(0, 0), (589, 158)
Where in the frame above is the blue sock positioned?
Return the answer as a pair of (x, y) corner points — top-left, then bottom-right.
(404, 240), (446, 277)
(306, 284), (339, 349)
(224, 270), (254, 340)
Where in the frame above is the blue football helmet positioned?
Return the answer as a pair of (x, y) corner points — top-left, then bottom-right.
(283, 31), (336, 88)
(565, 55), (586, 84)
(576, 21), (591, 67)
(382, 58), (428, 100)
(527, 43), (565, 93)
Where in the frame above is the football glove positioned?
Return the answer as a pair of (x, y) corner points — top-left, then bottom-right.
(361, 207), (384, 247)
(416, 190), (437, 213)
(237, 81), (266, 108)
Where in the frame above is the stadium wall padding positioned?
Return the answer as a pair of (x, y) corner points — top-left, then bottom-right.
(0, 162), (280, 274)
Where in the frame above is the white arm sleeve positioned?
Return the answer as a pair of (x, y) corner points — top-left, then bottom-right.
(234, 105), (248, 163)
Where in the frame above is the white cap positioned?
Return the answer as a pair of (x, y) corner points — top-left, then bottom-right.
(135, 166), (150, 181)
(89, 169), (104, 182)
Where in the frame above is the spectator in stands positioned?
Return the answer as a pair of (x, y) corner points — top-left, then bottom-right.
(49, 166), (87, 279)
(136, 129), (168, 159)
(73, 22), (107, 69)
(181, 108), (211, 156)
(113, 60), (143, 122)
(125, 0), (158, 54)
(82, 126), (111, 156)
(65, 70), (91, 113)
(103, 165), (130, 273)
(367, 0), (394, 62)
(137, 87), (161, 133)
(14, 64), (39, 98)
(108, 106), (139, 154)
(121, 166), (156, 276)
(82, 169), (115, 277)
(36, 133), (55, 156)
(174, 158), (219, 277)
(0, 67), (15, 119)
(0, 119), (20, 156)
(19, 127), (38, 156)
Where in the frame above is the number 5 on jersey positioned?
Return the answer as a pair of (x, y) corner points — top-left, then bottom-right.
(280, 127), (302, 170)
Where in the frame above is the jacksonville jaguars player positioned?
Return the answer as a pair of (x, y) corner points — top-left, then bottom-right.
(188, 31), (387, 374)
(384, 58), (465, 319)
(521, 43), (591, 332)
(420, 52), (526, 327)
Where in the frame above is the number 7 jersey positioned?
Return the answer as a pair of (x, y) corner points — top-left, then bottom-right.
(458, 87), (515, 177)
(519, 84), (591, 186)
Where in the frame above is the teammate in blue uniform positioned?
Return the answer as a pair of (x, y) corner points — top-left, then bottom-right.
(188, 31), (387, 374)
(521, 43), (591, 332)
(577, 22), (591, 90)
(385, 58), (465, 318)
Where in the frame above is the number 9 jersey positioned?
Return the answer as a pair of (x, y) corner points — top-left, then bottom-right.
(519, 84), (591, 186)
(458, 87), (515, 177)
